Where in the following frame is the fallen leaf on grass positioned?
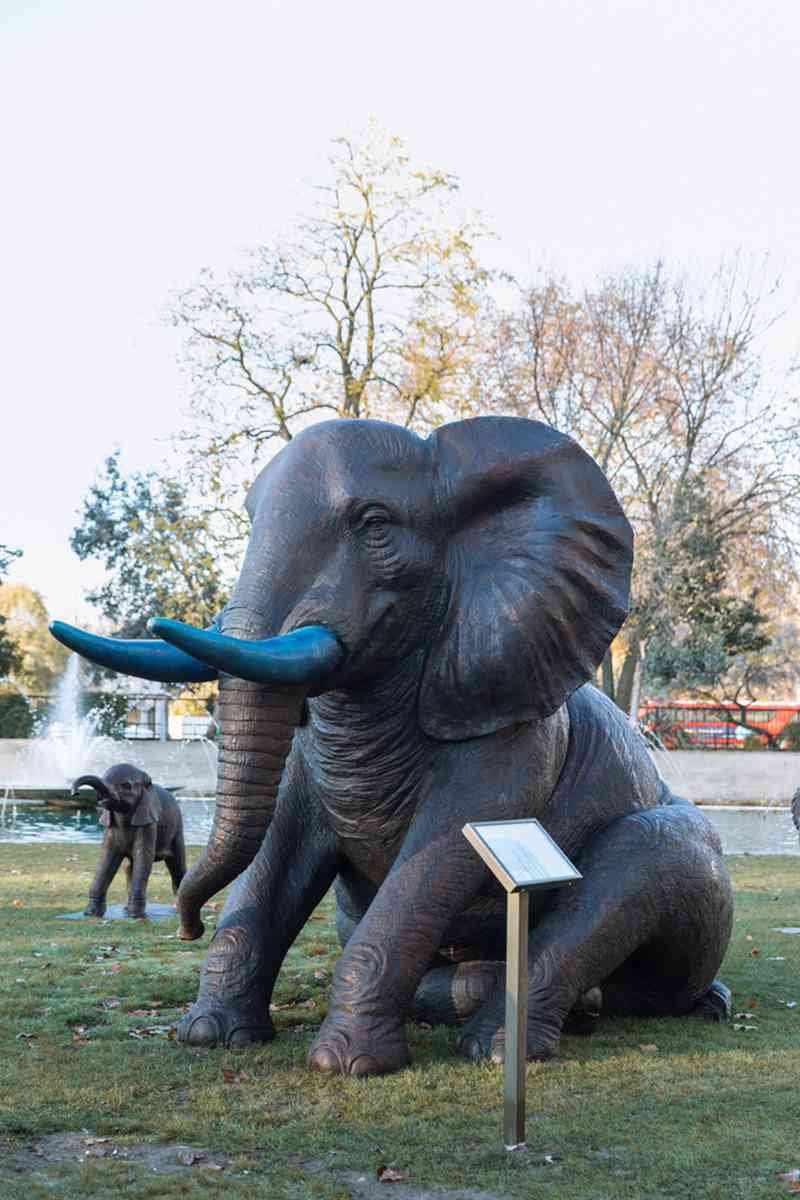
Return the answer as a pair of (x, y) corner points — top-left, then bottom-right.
(269, 997), (307, 1011)
(99, 997), (121, 1010)
(178, 1150), (206, 1166)
(128, 1025), (173, 1040)
(10, 899), (23, 908)
(71, 1028), (91, 1046)
(84, 1140), (118, 1159)
(734, 1012), (757, 1020)
(221, 1068), (250, 1084)
(376, 1165), (410, 1182)
(542, 1153), (563, 1165)
(749, 948), (761, 957)
(638, 1044), (658, 1052)
(733, 1024), (759, 1031)
(93, 945), (119, 959)
(16, 1032), (35, 1043)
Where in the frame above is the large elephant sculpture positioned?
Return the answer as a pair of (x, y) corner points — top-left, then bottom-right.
(52, 416), (733, 1075)
(72, 763), (186, 918)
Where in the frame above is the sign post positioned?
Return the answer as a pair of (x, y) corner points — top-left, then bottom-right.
(462, 819), (581, 1151)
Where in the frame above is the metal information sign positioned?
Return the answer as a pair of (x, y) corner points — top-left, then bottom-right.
(462, 819), (581, 1151)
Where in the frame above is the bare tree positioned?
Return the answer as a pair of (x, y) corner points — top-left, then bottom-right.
(482, 259), (800, 712)
(170, 124), (491, 533)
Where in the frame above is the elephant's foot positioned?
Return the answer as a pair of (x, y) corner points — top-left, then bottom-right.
(178, 915), (205, 941)
(457, 1012), (562, 1064)
(124, 902), (147, 919)
(84, 899), (106, 918)
(457, 986), (600, 1064)
(562, 985), (603, 1035)
(412, 961), (504, 1026)
(177, 1002), (275, 1048)
(308, 1012), (410, 1077)
(690, 979), (731, 1023)
(176, 924), (273, 1049)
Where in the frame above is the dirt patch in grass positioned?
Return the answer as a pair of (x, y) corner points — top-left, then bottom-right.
(0, 1135), (517, 1198)
(0, 1132), (229, 1176)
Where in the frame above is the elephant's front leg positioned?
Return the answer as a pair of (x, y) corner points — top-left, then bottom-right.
(177, 788), (338, 1049)
(308, 830), (487, 1077)
(84, 839), (123, 916)
(125, 826), (157, 918)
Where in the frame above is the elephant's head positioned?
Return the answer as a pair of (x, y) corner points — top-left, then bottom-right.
(53, 416), (632, 938)
(73, 763), (160, 827)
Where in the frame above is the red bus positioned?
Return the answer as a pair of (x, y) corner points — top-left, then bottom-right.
(638, 700), (800, 749)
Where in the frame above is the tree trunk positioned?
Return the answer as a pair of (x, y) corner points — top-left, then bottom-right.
(615, 636), (640, 717)
(600, 649), (616, 702)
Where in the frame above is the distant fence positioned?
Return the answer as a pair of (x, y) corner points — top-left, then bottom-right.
(640, 702), (800, 750)
(2, 693), (216, 742)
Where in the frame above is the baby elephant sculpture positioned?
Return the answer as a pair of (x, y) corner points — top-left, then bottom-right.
(73, 764), (186, 918)
(54, 416), (733, 1074)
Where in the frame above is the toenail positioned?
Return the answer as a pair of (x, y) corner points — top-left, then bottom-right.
(458, 1036), (483, 1061)
(349, 1055), (380, 1076)
(307, 1045), (342, 1074)
(187, 1016), (220, 1045)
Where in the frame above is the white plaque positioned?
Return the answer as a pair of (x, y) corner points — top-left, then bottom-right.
(462, 819), (581, 893)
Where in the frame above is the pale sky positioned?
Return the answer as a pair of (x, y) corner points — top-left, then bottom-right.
(2, 0), (799, 622)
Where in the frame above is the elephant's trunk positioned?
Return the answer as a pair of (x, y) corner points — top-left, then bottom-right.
(72, 774), (113, 802)
(162, 615), (346, 941)
(176, 678), (304, 940)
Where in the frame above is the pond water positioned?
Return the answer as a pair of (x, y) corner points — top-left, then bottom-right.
(0, 799), (797, 855)
(0, 799), (216, 846)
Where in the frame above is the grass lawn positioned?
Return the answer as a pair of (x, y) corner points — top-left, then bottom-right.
(0, 845), (798, 1199)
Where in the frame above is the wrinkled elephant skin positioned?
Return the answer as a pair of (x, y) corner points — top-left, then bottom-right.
(53, 417), (733, 1073)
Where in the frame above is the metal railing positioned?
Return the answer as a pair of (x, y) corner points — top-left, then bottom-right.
(8, 693), (217, 742)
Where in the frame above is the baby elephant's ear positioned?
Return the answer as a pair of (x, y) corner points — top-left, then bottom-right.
(132, 783), (162, 826)
(419, 417), (633, 741)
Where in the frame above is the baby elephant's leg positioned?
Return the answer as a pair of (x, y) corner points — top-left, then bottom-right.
(85, 841), (123, 916)
(126, 826), (157, 918)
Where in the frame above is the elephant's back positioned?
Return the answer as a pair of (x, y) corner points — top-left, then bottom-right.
(539, 684), (665, 861)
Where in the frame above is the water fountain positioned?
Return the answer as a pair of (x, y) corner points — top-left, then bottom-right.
(1, 655), (139, 806)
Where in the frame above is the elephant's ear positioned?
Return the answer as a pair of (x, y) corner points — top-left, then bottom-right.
(419, 417), (633, 741)
(132, 784), (162, 826)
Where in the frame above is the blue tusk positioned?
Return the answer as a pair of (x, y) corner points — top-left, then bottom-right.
(148, 618), (345, 687)
(49, 621), (218, 683)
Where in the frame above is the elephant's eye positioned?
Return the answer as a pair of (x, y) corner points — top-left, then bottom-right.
(122, 782), (132, 790)
(352, 504), (392, 533)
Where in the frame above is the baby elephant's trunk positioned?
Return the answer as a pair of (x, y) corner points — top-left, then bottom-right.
(72, 774), (114, 803)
